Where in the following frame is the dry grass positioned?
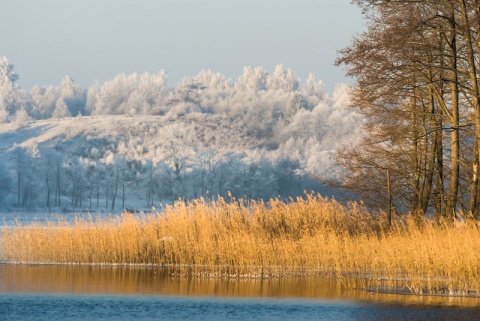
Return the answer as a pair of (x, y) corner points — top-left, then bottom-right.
(2, 194), (480, 295)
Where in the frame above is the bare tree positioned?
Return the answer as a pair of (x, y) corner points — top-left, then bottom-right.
(337, 0), (480, 216)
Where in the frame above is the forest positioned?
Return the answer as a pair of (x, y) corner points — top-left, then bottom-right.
(337, 0), (480, 217)
(0, 59), (361, 212)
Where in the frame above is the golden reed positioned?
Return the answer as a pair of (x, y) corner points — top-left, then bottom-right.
(2, 194), (480, 295)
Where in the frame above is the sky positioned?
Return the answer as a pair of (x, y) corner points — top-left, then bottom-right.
(0, 0), (364, 93)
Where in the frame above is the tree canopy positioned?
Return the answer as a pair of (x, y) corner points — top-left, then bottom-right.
(337, 0), (480, 217)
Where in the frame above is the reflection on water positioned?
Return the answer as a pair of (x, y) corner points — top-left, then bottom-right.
(1, 264), (480, 307)
(2, 264), (480, 321)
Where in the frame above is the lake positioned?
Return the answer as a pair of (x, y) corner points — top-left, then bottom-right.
(0, 211), (119, 226)
(1, 264), (480, 320)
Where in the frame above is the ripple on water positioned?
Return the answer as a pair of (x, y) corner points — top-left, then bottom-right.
(2, 293), (480, 321)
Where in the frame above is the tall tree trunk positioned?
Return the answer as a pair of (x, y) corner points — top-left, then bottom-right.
(410, 91), (422, 212)
(419, 88), (438, 213)
(56, 162), (61, 207)
(446, 6), (460, 218)
(46, 175), (50, 208)
(17, 172), (21, 206)
(111, 169), (119, 211)
(459, 0), (480, 215)
(71, 167), (77, 208)
(105, 171), (109, 210)
(122, 169), (125, 210)
(96, 175), (99, 208)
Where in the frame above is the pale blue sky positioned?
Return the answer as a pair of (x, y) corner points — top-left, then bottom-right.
(1, 0), (363, 92)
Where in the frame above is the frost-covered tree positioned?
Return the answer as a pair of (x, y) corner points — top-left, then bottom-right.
(43, 151), (54, 208)
(267, 64), (299, 92)
(30, 85), (58, 119)
(0, 160), (12, 208)
(162, 125), (195, 177)
(192, 70), (232, 113)
(60, 76), (87, 116)
(12, 107), (30, 128)
(0, 57), (27, 121)
(236, 66), (268, 93)
(29, 76), (86, 119)
(87, 72), (167, 116)
(86, 81), (101, 115)
(52, 98), (71, 118)
(13, 144), (40, 209)
(303, 73), (325, 105)
(128, 71), (167, 115)
(64, 157), (88, 208)
(193, 150), (220, 197)
(144, 159), (155, 207)
(109, 159), (129, 211)
(0, 106), (8, 124)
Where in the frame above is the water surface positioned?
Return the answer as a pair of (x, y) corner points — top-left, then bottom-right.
(1, 264), (480, 320)
(3, 293), (480, 321)
(0, 211), (120, 226)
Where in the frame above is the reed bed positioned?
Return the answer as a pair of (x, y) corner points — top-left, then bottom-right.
(2, 194), (480, 295)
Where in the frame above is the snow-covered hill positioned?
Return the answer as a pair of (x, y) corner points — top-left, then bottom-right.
(0, 60), (363, 212)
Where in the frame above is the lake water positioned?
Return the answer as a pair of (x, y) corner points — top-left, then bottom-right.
(1, 264), (480, 320)
(0, 211), (120, 226)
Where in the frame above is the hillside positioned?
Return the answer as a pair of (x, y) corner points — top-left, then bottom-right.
(0, 62), (363, 212)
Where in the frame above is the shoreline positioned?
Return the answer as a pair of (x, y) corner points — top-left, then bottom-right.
(3, 195), (480, 298)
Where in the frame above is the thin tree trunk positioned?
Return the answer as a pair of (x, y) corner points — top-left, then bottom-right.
(459, 0), (480, 215)
(111, 169), (119, 211)
(46, 175), (50, 208)
(446, 6), (460, 218)
(419, 88), (438, 213)
(122, 169), (125, 210)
